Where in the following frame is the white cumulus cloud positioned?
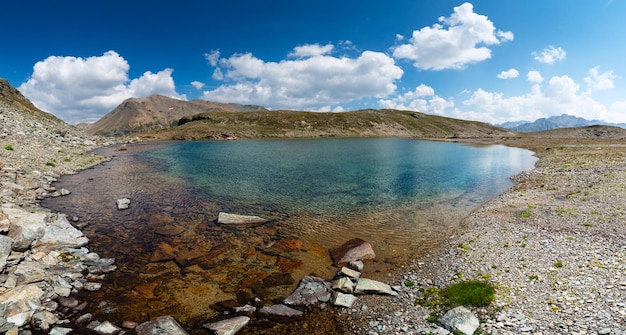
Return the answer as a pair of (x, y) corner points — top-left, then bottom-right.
(461, 70), (619, 124)
(202, 45), (403, 110)
(191, 81), (205, 90)
(533, 46), (566, 64)
(584, 66), (615, 91)
(289, 43), (334, 57)
(378, 84), (456, 116)
(526, 70), (544, 84)
(18, 51), (185, 124)
(497, 68), (519, 79)
(392, 2), (513, 70)
(205, 50), (221, 67)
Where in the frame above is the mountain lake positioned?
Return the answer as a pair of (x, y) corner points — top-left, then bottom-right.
(42, 137), (537, 330)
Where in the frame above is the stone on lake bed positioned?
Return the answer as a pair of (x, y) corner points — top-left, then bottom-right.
(329, 238), (375, 266)
(202, 316), (250, 335)
(258, 304), (304, 323)
(217, 212), (268, 225)
(116, 198), (130, 210)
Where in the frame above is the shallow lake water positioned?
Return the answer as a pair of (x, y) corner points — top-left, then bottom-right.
(42, 138), (537, 332)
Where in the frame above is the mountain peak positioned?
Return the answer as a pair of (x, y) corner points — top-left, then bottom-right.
(86, 95), (267, 136)
(498, 114), (626, 132)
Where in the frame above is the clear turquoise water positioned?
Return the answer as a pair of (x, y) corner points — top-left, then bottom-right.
(143, 138), (536, 218)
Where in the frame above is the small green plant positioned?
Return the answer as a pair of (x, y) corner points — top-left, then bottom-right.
(458, 243), (470, 252)
(521, 210), (531, 218)
(439, 280), (496, 308)
(553, 261), (563, 268)
(521, 243), (527, 248)
(426, 315), (438, 323)
(63, 157), (71, 162)
(46, 161), (56, 167)
(480, 273), (491, 279)
(4, 144), (13, 150)
(404, 280), (415, 287)
(528, 275), (539, 281)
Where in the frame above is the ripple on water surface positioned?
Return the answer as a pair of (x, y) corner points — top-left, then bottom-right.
(42, 138), (536, 331)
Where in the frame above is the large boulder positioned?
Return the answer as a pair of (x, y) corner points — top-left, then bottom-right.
(329, 238), (375, 266)
(32, 215), (88, 252)
(4, 207), (47, 251)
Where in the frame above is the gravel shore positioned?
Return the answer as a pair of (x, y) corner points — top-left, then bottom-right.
(345, 143), (626, 334)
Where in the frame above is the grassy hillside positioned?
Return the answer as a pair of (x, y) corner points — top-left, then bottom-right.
(148, 109), (515, 140)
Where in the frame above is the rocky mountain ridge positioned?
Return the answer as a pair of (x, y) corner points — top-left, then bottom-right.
(498, 113), (626, 132)
(86, 95), (266, 136)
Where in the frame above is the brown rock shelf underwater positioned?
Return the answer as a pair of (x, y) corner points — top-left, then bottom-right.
(41, 138), (537, 333)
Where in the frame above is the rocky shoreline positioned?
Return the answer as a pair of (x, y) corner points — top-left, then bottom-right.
(344, 143), (626, 334)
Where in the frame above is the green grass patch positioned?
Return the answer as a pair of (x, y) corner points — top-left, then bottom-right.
(4, 144), (13, 150)
(45, 161), (56, 167)
(415, 280), (496, 312)
(553, 261), (563, 268)
(440, 280), (496, 308)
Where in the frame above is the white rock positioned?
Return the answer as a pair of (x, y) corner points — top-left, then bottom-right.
(93, 321), (121, 335)
(49, 327), (74, 335)
(354, 278), (398, 296)
(32, 215), (88, 251)
(438, 306), (479, 335)
(332, 276), (356, 293)
(7, 310), (34, 327)
(331, 291), (357, 308)
(203, 316), (250, 335)
(217, 212), (268, 225)
(116, 198), (130, 210)
(337, 266), (361, 279)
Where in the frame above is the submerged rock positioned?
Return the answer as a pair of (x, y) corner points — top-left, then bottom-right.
(258, 304), (303, 323)
(329, 238), (375, 266)
(202, 316), (250, 335)
(116, 198), (130, 210)
(217, 212), (268, 225)
(283, 275), (332, 306)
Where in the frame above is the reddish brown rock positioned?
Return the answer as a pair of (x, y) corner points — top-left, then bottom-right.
(272, 239), (303, 252)
(329, 238), (376, 266)
(275, 256), (303, 272)
(149, 243), (176, 262)
(240, 272), (269, 288)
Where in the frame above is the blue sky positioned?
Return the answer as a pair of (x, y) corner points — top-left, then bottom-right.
(2, 1), (625, 125)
